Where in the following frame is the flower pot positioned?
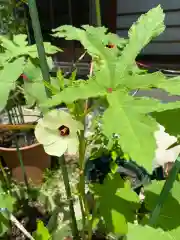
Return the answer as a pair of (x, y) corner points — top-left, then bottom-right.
(0, 143), (51, 185)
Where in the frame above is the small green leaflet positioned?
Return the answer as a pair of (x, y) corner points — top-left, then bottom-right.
(52, 25), (126, 88)
(41, 79), (106, 107)
(33, 220), (51, 240)
(122, 72), (166, 90)
(90, 173), (139, 235)
(0, 57), (25, 111)
(0, 34), (61, 60)
(116, 5), (165, 80)
(156, 75), (180, 95)
(127, 223), (173, 240)
(52, 25), (126, 58)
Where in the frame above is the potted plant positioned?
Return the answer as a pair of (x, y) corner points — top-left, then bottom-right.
(0, 34), (60, 184)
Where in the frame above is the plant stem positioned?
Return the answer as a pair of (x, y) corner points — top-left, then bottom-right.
(95, 0), (102, 26)
(78, 128), (87, 238)
(60, 155), (80, 239)
(0, 158), (11, 189)
(149, 156), (180, 226)
(27, 0), (51, 98)
(87, 202), (98, 240)
(15, 138), (30, 190)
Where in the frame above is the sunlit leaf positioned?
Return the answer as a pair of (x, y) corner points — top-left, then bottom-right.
(0, 57), (25, 111)
(102, 90), (180, 170)
(127, 223), (173, 240)
(144, 180), (180, 235)
(41, 79), (106, 107)
(90, 173), (139, 235)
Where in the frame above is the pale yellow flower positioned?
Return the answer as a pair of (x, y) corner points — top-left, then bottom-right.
(35, 109), (83, 157)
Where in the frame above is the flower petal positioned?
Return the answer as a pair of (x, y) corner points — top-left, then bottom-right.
(35, 119), (60, 145)
(67, 136), (79, 155)
(41, 109), (83, 133)
(44, 138), (68, 157)
(41, 109), (72, 129)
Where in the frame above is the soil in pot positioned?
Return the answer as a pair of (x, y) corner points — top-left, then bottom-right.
(0, 127), (51, 185)
(8, 200), (50, 240)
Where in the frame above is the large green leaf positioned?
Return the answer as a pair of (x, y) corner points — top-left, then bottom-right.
(0, 57), (25, 111)
(151, 109), (180, 137)
(102, 90), (180, 170)
(144, 180), (180, 235)
(127, 223), (173, 240)
(90, 173), (139, 235)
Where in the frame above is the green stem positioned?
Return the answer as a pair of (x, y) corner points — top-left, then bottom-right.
(15, 138), (29, 190)
(27, 0), (51, 98)
(60, 155), (80, 239)
(0, 158), (11, 189)
(87, 202), (98, 240)
(95, 0), (102, 26)
(149, 156), (180, 226)
(78, 129), (87, 237)
(78, 194), (86, 239)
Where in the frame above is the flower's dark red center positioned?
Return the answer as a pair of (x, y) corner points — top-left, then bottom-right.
(58, 125), (70, 136)
(106, 43), (115, 49)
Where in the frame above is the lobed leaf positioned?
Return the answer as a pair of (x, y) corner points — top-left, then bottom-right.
(102, 90), (180, 170)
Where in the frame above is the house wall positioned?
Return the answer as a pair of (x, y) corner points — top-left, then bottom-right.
(116, 0), (180, 55)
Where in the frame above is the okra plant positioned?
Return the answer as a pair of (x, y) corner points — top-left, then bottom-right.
(1, 5), (180, 240)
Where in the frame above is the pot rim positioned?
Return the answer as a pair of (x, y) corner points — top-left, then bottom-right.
(0, 142), (41, 152)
